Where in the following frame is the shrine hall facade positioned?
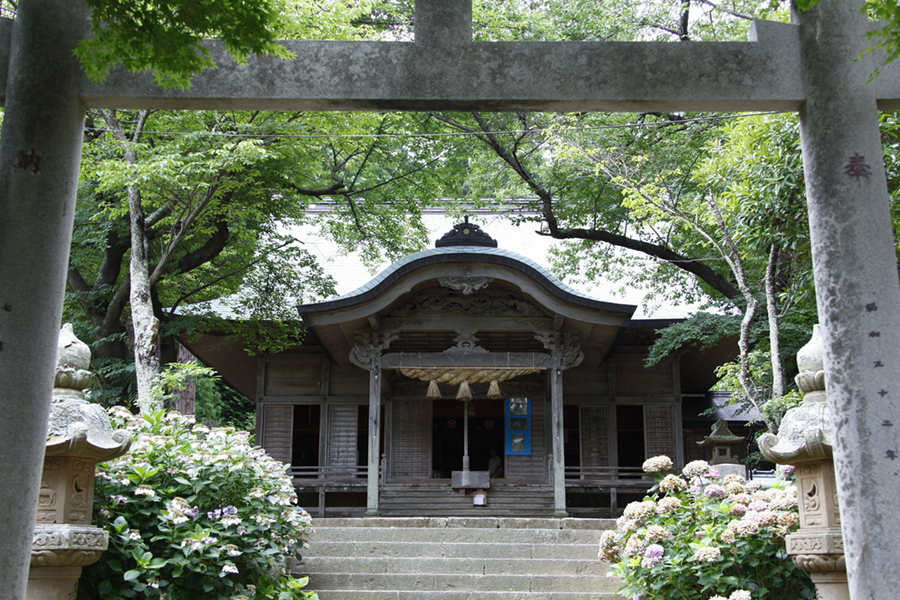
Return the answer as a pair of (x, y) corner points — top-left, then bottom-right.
(185, 222), (739, 518)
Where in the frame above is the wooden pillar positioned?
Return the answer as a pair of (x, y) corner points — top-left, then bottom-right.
(350, 331), (396, 518)
(536, 331), (583, 518)
(550, 365), (567, 517)
(366, 354), (382, 516)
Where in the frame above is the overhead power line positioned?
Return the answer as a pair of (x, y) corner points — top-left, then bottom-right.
(82, 111), (790, 140)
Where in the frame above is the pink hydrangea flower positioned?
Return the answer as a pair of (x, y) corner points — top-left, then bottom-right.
(641, 544), (665, 568)
(704, 484), (726, 498)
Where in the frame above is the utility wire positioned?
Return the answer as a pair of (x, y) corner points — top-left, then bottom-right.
(82, 111), (790, 140)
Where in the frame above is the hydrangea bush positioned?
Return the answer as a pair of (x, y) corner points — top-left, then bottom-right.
(599, 456), (814, 600)
(79, 409), (317, 600)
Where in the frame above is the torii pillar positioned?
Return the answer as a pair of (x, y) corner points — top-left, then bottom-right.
(796, 1), (900, 593)
(0, 1), (87, 598)
(1, 0), (900, 597)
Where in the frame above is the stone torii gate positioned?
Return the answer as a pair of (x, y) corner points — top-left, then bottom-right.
(1, 0), (899, 597)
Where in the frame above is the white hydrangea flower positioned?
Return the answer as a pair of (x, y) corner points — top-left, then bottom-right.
(623, 500), (656, 523)
(692, 546), (721, 562)
(778, 511), (799, 527)
(135, 485), (155, 497)
(722, 474), (745, 486)
(656, 496), (682, 514)
(623, 535), (647, 558)
(221, 562), (239, 575)
(682, 460), (710, 478)
(642, 455), (674, 473)
(643, 525), (673, 542)
(659, 474), (688, 493)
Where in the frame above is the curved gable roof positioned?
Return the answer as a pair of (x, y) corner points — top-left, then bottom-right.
(298, 245), (637, 317)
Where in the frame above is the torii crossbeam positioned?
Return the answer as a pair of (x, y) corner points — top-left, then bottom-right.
(1, 0), (898, 597)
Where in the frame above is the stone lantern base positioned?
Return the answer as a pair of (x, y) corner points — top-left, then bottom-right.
(29, 524), (108, 600)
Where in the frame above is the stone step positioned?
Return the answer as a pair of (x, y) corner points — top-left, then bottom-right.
(311, 517), (614, 530)
(313, 592), (620, 600)
(298, 517), (622, 599)
(376, 509), (556, 518)
(300, 557), (609, 577)
(311, 527), (602, 544)
(307, 541), (602, 561)
(303, 573), (619, 594)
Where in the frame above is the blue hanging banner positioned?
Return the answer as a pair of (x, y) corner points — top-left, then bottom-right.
(505, 397), (532, 456)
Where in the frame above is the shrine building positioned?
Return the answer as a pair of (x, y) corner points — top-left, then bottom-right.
(184, 221), (740, 518)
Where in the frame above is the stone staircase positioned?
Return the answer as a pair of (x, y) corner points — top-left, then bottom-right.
(378, 482), (555, 516)
(294, 517), (624, 600)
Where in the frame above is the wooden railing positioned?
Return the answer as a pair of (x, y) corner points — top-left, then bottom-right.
(564, 465), (651, 483)
(563, 465), (654, 514)
(289, 454), (387, 486)
(288, 465), (369, 485)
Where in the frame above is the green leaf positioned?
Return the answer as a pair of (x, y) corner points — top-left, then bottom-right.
(98, 579), (113, 595)
(123, 569), (141, 582)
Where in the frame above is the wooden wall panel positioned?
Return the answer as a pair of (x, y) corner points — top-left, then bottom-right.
(563, 364), (609, 396)
(506, 399), (546, 481)
(644, 405), (677, 461)
(391, 400), (432, 479)
(580, 405), (610, 468)
(326, 405), (358, 473)
(615, 356), (674, 396)
(264, 356), (323, 396)
(262, 404), (293, 464)
(328, 364), (369, 395)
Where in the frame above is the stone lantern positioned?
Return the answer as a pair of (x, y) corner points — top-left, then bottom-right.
(697, 419), (747, 478)
(759, 325), (847, 600)
(28, 324), (131, 600)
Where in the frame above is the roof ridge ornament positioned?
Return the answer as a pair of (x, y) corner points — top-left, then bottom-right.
(435, 216), (498, 248)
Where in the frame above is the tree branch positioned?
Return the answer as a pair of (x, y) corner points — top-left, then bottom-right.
(167, 239), (294, 315)
(177, 218), (230, 274)
(538, 226), (741, 299)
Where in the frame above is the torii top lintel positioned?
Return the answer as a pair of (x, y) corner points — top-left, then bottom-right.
(2, 0), (900, 112)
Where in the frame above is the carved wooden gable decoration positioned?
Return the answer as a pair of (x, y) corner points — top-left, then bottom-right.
(388, 286), (547, 321)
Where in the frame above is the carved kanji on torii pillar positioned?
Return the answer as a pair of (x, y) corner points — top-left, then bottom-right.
(3, 0), (900, 595)
(535, 331), (583, 517)
(350, 331), (399, 516)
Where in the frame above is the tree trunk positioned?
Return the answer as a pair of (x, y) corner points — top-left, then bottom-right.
(765, 245), (785, 404)
(129, 180), (161, 412)
(705, 197), (778, 433)
(98, 109), (160, 412)
(171, 344), (198, 415)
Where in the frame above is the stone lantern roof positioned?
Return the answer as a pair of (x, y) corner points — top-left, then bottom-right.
(697, 419), (745, 448)
(46, 324), (131, 460)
